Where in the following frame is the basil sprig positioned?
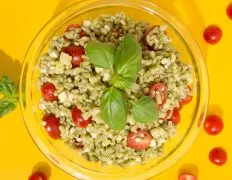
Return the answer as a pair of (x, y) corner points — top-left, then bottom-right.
(0, 76), (18, 118)
(86, 35), (158, 130)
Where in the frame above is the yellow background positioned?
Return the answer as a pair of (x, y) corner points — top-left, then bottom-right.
(0, 0), (231, 179)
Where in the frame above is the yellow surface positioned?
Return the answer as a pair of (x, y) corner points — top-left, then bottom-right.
(0, 0), (231, 179)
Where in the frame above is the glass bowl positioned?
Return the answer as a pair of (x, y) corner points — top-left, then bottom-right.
(19, 0), (209, 179)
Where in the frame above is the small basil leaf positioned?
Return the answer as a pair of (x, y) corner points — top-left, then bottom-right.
(100, 87), (127, 130)
(86, 41), (116, 69)
(112, 75), (134, 89)
(0, 76), (17, 95)
(0, 96), (18, 118)
(114, 35), (142, 81)
(132, 96), (158, 123)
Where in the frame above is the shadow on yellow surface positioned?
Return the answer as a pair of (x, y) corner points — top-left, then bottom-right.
(207, 104), (223, 117)
(0, 50), (21, 83)
(32, 161), (51, 179)
(178, 164), (199, 176)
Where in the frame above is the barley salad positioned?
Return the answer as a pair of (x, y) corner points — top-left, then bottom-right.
(38, 13), (193, 166)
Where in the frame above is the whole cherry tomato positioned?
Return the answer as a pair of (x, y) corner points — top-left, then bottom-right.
(41, 83), (57, 102)
(178, 173), (197, 180)
(209, 147), (227, 166)
(203, 25), (222, 44)
(28, 171), (47, 180)
(43, 114), (61, 139)
(204, 115), (224, 135)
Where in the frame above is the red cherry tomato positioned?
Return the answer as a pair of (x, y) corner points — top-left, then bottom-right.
(144, 26), (157, 46)
(65, 24), (81, 32)
(209, 147), (227, 166)
(178, 173), (197, 180)
(169, 108), (180, 125)
(227, 3), (232, 20)
(203, 25), (222, 44)
(28, 171), (47, 180)
(72, 106), (92, 128)
(79, 30), (86, 38)
(179, 95), (193, 110)
(149, 83), (168, 109)
(62, 45), (85, 68)
(127, 130), (152, 150)
(65, 24), (86, 37)
(179, 96), (193, 109)
(204, 115), (224, 135)
(41, 83), (57, 102)
(43, 114), (61, 139)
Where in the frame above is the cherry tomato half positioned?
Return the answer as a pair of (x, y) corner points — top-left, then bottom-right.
(204, 115), (224, 135)
(209, 147), (227, 166)
(41, 83), (57, 102)
(203, 25), (222, 45)
(65, 24), (81, 32)
(149, 83), (168, 109)
(178, 173), (197, 180)
(144, 26), (157, 48)
(62, 45), (85, 68)
(65, 24), (86, 37)
(28, 171), (47, 180)
(79, 30), (86, 38)
(169, 108), (180, 125)
(127, 130), (152, 150)
(179, 95), (193, 108)
(43, 114), (61, 139)
(72, 106), (92, 128)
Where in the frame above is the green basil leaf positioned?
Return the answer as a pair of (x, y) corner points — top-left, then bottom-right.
(114, 35), (142, 81)
(0, 75), (19, 118)
(112, 75), (134, 89)
(0, 96), (18, 118)
(132, 96), (158, 123)
(100, 87), (127, 130)
(86, 41), (116, 69)
(0, 75), (17, 95)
